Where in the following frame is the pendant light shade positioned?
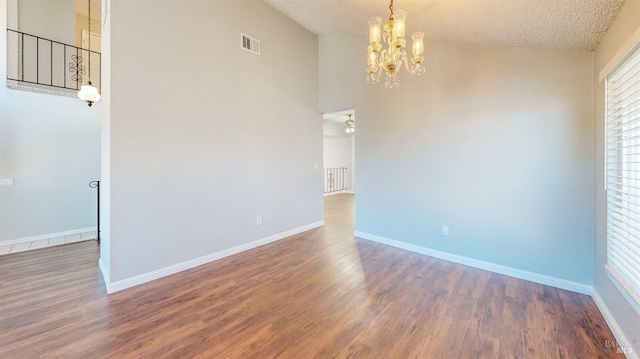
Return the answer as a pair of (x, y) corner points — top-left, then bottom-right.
(78, 81), (101, 106)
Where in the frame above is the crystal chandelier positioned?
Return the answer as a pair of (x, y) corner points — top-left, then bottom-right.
(366, 0), (425, 88)
(78, 0), (101, 106)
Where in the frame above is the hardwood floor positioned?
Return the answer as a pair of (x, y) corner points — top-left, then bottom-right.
(0, 194), (624, 358)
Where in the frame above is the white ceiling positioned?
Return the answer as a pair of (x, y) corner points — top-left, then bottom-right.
(265, 0), (625, 51)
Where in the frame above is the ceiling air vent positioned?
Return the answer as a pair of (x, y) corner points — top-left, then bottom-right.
(241, 33), (260, 55)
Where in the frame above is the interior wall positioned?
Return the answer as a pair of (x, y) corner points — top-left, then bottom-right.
(320, 37), (595, 286)
(74, 0), (100, 47)
(75, 14), (101, 49)
(105, 0), (322, 283)
(323, 120), (347, 137)
(17, 0), (75, 43)
(98, 0), (111, 283)
(0, 0), (101, 243)
(593, 0), (640, 353)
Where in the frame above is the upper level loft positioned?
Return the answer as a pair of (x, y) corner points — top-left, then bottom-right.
(5, 0), (101, 97)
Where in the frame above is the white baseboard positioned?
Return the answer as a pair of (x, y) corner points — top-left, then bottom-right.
(592, 290), (638, 359)
(323, 190), (354, 197)
(355, 231), (593, 295)
(106, 221), (325, 294)
(0, 227), (97, 247)
(98, 257), (110, 289)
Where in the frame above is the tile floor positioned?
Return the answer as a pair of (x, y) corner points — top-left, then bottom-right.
(0, 231), (97, 256)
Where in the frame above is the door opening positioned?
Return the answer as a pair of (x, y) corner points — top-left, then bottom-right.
(322, 109), (356, 228)
(322, 109), (355, 196)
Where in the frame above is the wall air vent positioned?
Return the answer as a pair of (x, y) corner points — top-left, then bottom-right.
(241, 33), (260, 55)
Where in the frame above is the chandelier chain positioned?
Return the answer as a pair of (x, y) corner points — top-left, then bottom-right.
(389, 0), (394, 19)
(87, 0), (91, 82)
(88, 0), (91, 48)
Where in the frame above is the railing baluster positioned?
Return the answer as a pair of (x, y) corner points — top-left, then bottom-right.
(331, 169), (334, 191)
(75, 46), (78, 90)
(50, 41), (53, 86)
(6, 29), (101, 93)
(64, 45), (67, 89)
(324, 167), (348, 194)
(36, 37), (39, 84)
(20, 32), (24, 81)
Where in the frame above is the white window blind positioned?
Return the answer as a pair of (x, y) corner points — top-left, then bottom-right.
(606, 43), (640, 308)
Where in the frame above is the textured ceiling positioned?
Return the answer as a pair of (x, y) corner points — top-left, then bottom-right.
(265, 0), (625, 50)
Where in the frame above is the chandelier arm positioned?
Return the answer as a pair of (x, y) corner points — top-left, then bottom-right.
(403, 54), (414, 75)
(374, 52), (382, 79)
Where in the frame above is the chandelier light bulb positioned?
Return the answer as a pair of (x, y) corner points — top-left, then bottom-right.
(369, 17), (382, 44)
(392, 10), (407, 39)
(412, 32), (424, 57)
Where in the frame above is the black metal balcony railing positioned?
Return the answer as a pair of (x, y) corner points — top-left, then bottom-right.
(324, 167), (347, 194)
(6, 29), (101, 92)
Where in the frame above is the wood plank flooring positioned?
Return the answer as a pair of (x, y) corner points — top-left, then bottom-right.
(0, 194), (625, 358)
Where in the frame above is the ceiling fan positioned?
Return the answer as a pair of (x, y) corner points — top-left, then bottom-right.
(344, 114), (355, 134)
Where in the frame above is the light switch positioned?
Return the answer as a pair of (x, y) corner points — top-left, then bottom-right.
(0, 178), (14, 187)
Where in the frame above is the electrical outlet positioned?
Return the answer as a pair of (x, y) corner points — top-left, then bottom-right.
(257, 216), (262, 226)
(0, 178), (14, 187)
(442, 226), (449, 236)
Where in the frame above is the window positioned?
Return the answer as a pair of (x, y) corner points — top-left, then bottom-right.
(606, 43), (640, 309)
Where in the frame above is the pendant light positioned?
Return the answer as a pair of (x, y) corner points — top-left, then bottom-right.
(78, 0), (101, 106)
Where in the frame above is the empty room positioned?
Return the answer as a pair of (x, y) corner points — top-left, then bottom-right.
(1, 0), (640, 357)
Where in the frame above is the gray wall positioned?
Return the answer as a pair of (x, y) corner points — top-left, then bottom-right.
(18, 0), (75, 43)
(594, 0), (640, 353)
(320, 37), (595, 285)
(0, 0), (100, 242)
(103, 0), (322, 282)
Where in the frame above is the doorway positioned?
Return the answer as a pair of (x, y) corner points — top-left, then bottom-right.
(322, 109), (355, 196)
(322, 109), (356, 226)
